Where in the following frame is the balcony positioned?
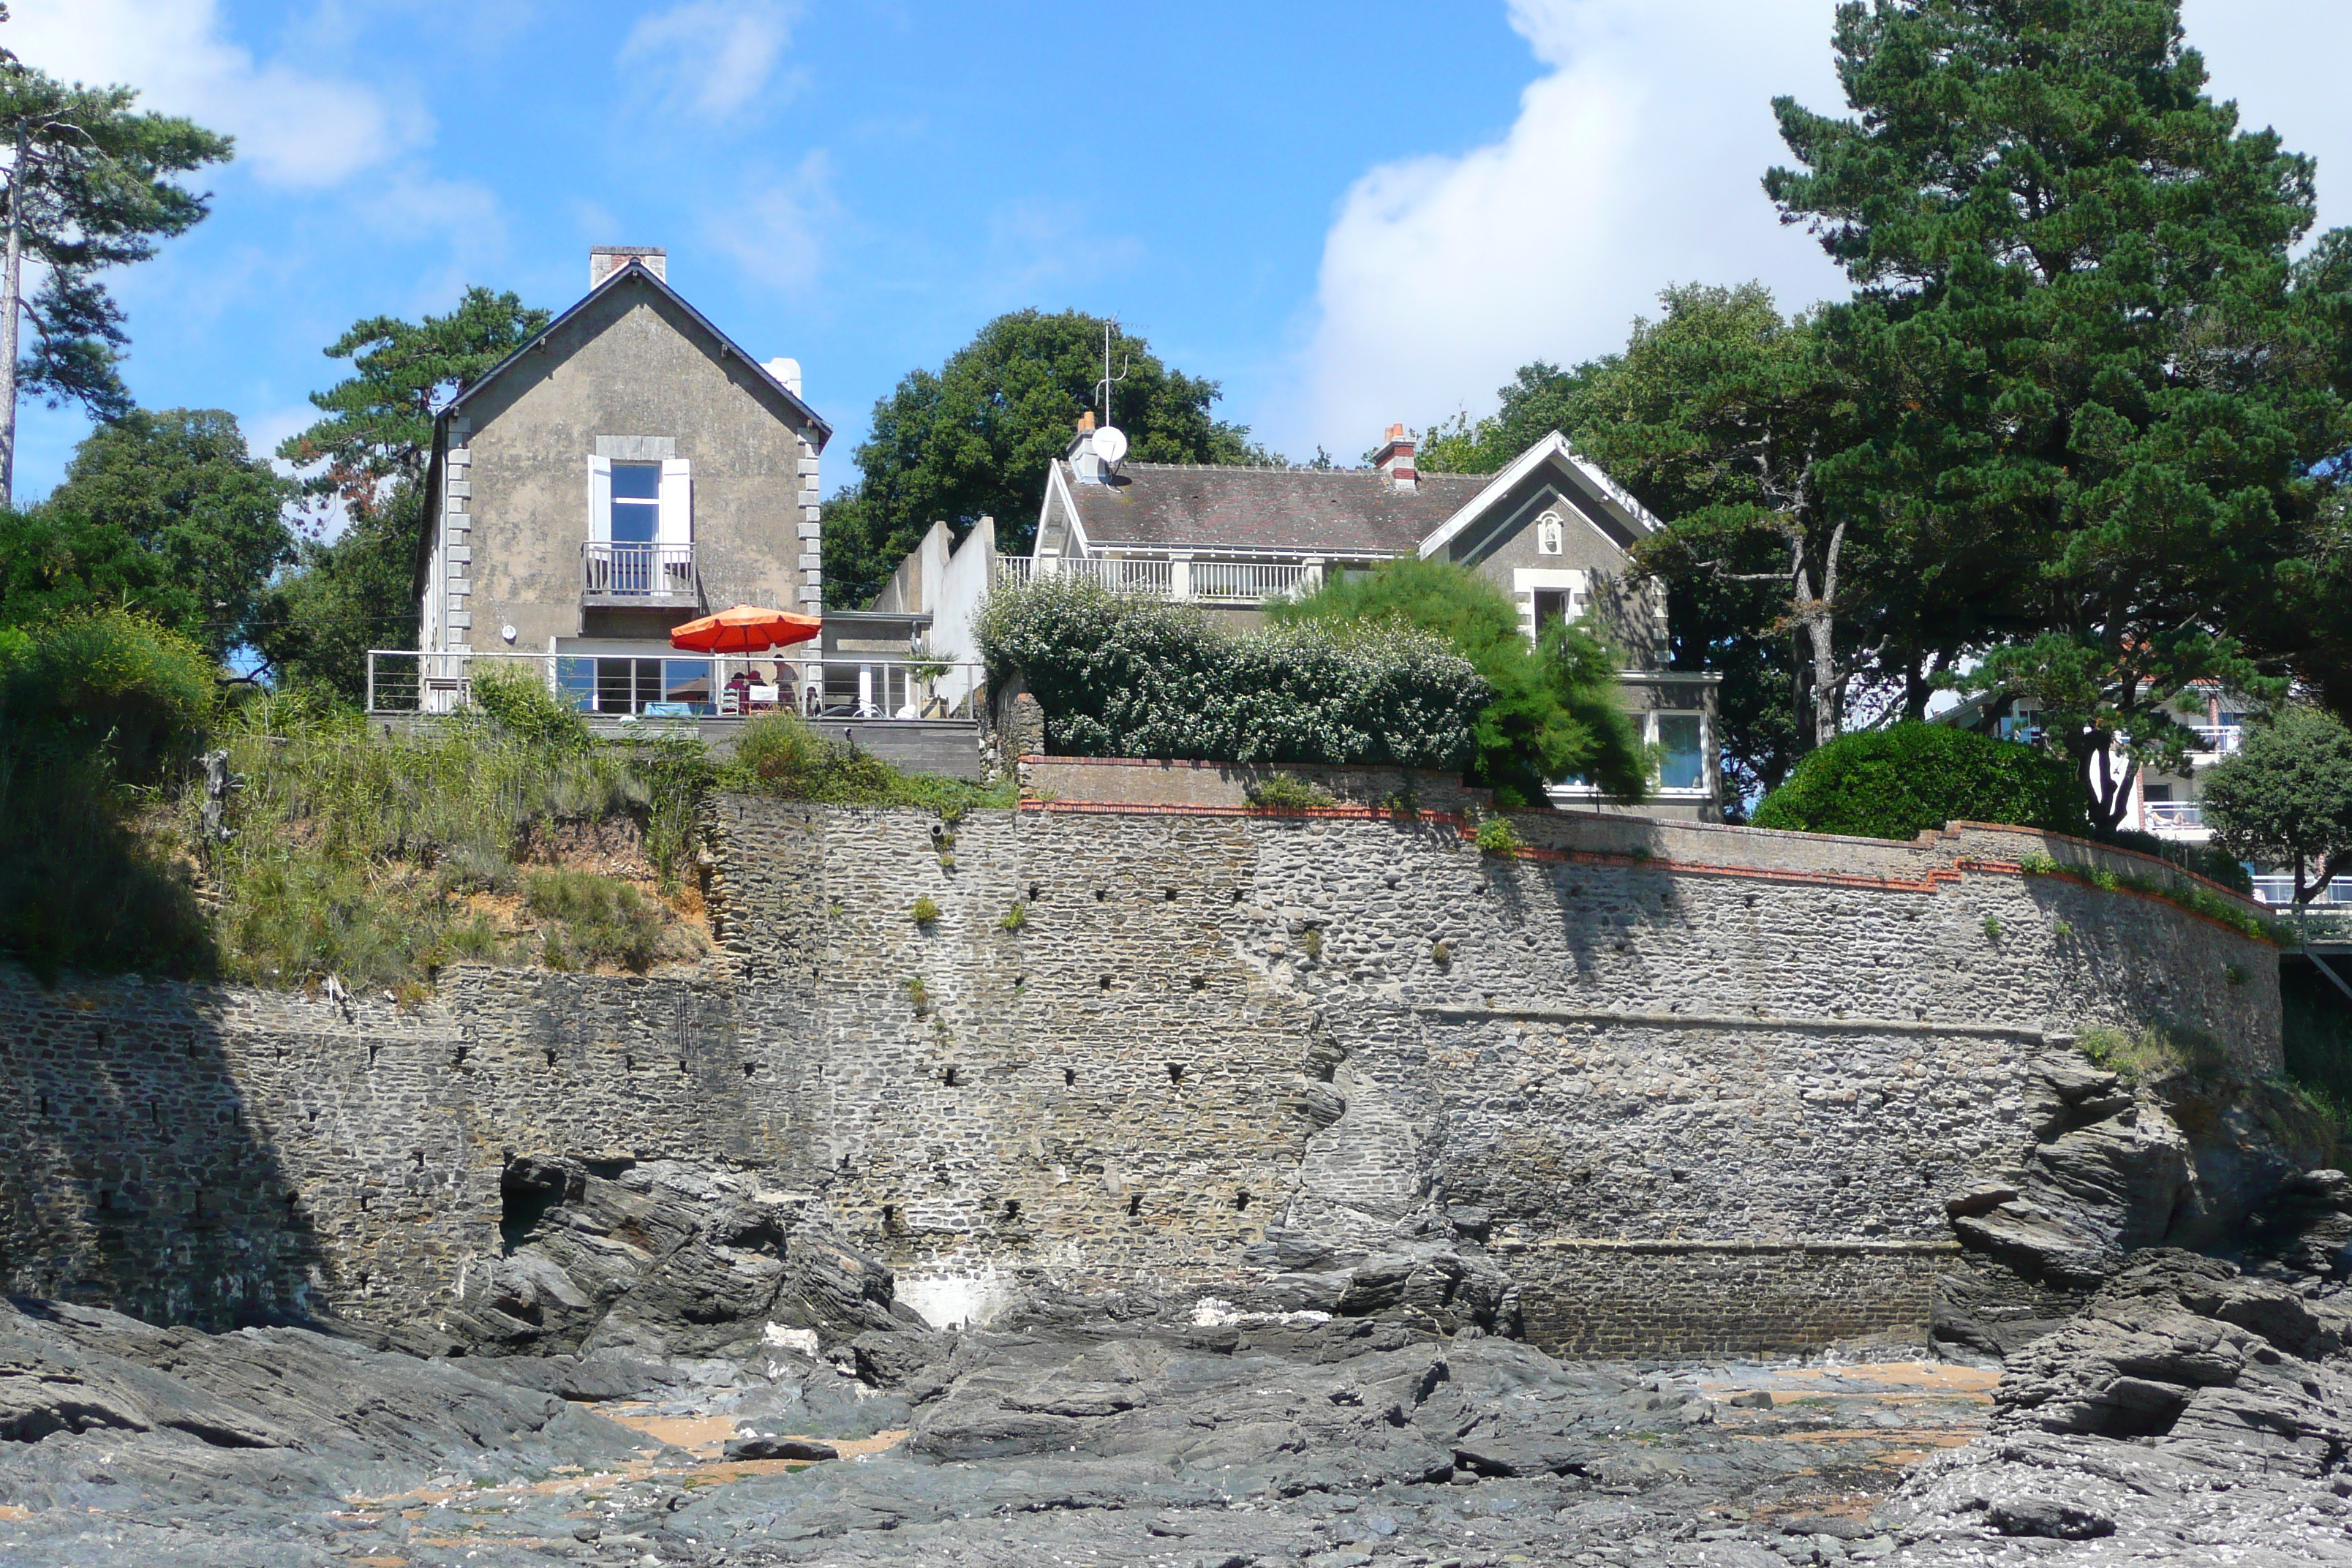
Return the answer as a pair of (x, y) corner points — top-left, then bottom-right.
(582, 541), (698, 606)
(990, 554), (1319, 603)
(2187, 725), (2243, 755)
(2140, 799), (2206, 834)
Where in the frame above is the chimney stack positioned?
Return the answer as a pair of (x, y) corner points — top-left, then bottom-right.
(589, 245), (667, 287)
(1069, 409), (1103, 483)
(1374, 423), (1417, 492)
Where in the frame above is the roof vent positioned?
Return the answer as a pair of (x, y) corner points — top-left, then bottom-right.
(590, 246), (667, 287)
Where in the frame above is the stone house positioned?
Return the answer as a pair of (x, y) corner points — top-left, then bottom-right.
(407, 246), (828, 715)
(975, 419), (1722, 816)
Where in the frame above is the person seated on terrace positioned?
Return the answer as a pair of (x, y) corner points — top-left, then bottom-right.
(723, 668), (753, 715)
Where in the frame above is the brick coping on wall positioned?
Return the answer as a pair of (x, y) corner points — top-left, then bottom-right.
(1013, 761), (2269, 924)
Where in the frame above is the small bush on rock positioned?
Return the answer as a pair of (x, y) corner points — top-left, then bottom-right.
(911, 894), (941, 924)
(1750, 723), (2087, 841)
(1475, 815), (1524, 856)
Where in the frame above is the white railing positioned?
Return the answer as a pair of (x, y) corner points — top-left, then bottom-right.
(2187, 725), (2243, 755)
(366, 649), (984, 723)
(581, 541), (698, 600)
(2141, 800), (2205, 829)
(990, 554), (1319, 603)
(2251, 875), (2352, 908)
(1193, 559), (1309, 602)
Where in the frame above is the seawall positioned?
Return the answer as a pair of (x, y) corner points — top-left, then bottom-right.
(0, 800), (2280, 1355)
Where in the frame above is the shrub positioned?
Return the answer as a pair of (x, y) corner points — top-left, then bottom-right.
(976, 575), (1485, 770)
(1474, 815), (1524, 856)
(0, 612), (220, 980)
(2095, 827), (2255, 895)
(1273, 558), (1649, 807)
(911, 894), (941, 924)
(2076, 1023), (2231, 1084)
(723, 710), (1014, 815)
(1750, 723), (2088, 841)
(524, 870), (666, 970)
(470, 664), (592, 753)
(1245, 772), (1335, 812)
(999, 901), (1027, 932)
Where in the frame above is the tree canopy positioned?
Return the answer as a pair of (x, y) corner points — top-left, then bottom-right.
(823, 310), (1275, 608)
(0, 61), (233, 503)
(1270, 559), (1649, 807)
(2203, 706), (2352, 907)
(1765, 0), (2352, 830)
(40, 409), (293, 659)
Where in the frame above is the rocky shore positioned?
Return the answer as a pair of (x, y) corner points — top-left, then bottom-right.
(4, 1240), (2348, 1567)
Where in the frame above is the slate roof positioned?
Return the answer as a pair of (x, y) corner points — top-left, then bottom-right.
(1056, 462), (1489, 555)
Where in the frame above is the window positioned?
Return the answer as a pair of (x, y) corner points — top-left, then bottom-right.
(1655, 714), (1704, 792)
(557, 655), (717, 715)
(587, 455), (693, 597)
(1536, 511), (1565, 555)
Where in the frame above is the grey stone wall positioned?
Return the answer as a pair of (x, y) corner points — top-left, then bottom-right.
(0, 802), (2281, 1356)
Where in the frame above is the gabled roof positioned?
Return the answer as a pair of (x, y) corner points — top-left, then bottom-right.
(1049, 461), (1487, 557)
(1040, 430), (1662, 562)
(440, 258), (832, 442)
(1416, 432), (1664, 559)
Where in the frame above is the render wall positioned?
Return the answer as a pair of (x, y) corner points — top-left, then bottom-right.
(452, 276), (821, 654)
(0, 804), (2280, 1356)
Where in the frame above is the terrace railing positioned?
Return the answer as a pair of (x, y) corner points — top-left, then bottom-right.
(989, 554), (1320, 603)
(366, 649), (984, 723)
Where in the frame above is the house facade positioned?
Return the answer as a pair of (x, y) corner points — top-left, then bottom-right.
(407, 246), (828, 715)
(997, 419), (1722, 818)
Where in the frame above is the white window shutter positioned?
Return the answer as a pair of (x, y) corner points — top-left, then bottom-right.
(658, 458), (693, 546)
(589, 455), (613, 543)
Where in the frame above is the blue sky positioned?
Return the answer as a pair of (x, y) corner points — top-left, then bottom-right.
(19, 1), (2352, 511)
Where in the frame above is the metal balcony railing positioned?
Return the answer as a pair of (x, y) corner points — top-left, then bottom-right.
(2141, 800), (2205, 829)
(366, 649), (987, 723)
(581, 541), (698, 601)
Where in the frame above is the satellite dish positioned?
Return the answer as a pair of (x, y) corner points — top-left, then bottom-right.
(1093, 424), (1129, 465)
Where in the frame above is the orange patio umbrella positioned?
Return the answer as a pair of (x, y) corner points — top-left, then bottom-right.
(668, 604), (822, 655)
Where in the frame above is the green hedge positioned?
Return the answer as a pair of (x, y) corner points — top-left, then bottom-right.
(1750, 723), (2088, 840)
(976, 576), (1487, 769)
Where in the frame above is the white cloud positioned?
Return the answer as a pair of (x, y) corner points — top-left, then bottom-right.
(1292, 0), (2352, 459)
(8, 0), (425, 187)
(1291, 0), (1851, 456)
(706, 152), (839, 290)
(620, 0), (803, 121)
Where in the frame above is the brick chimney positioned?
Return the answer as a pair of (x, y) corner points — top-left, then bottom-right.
(590, 245), (667, 287)
(1374, 423), (1417, 492)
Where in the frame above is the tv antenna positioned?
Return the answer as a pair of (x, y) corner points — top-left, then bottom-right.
(1095, 317), (1129, 428)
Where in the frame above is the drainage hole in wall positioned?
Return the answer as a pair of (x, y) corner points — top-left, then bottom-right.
(882, 1204), (904, 1235)
(1099, 975), (1113, 990)
(1094, 888), (1107, 902)
(411, 1150), (424, 1169)
(451, 1044), (470, 1067)
(1166, 1062), (1186, 1085)
(1191, 975), (1207, 991)
(625, 1055), (638, 1072)
(543, 1047), (559, 1067)
(1164, 887), (1177, 902)
(37, 1095), (48, 1117)
(96, 1189), (112, 1211)
(1028, 883), (1041, 902)
(943, 1066), (960, 1087)
(1002, 1199), (1022, 1224)
(1235, 1189), (1251, 1211)
(742, 1061), (756, 1078)
(678, 1058), (689, 1074)
(1128, 1193), (1144, 1217)
(1063, 1068), (1077, 1087)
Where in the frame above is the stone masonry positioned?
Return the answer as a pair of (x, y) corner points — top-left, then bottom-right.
(0, 801), (2282, 1356)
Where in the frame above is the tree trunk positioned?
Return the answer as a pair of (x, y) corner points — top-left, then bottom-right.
(1791, 521), (1846, 750)
(0, 126), (22, 510)
(2080, 735), (2136, 836)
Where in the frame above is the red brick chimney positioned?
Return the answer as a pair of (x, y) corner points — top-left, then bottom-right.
(1374, 423), (1417, 492)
